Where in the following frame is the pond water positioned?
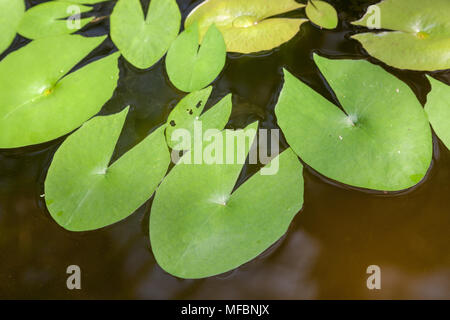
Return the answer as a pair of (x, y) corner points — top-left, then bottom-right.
(0, 0), (449, 299)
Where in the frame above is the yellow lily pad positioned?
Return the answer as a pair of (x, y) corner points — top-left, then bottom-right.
(185, 0), (307, 54)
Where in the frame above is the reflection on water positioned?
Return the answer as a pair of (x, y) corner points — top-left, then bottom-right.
(380, 267), (450, 299)
(183, 230), (320, 300)
(0, 0), (449, 299)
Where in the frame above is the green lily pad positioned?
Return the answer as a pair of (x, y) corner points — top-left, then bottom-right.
(150, 123), (304, 278)
(45, 108), (171, 232)
(305, 0), (338, 30)
(166, 23), (226, 92)
(110, 0), (181, 69)
(275, 55), (432, 191)
(18, 1), (94, 40)
(0, 35), (119, 149)
(352, 0), (450, 71)
(425, 76), (450, 150)
(185, 0), (307, 54)
(0, 0), (25, 54)
(165, 86), (232, 149)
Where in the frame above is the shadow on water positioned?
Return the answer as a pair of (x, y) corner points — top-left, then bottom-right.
(0, 0), (448, 299)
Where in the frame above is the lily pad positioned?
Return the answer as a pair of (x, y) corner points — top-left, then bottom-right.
(45, 108), (171, 231)
(0, 35), (119, 149)
(352, 0), (450, 71)
(150, 123), (304, 278)
(18, 1), (94, 39)
(275, 55), (432, 191)
(0, 0), (25, 54)
(425, 76), (450, 150)
(185, 0), (307, 54)
(166, 86), (232, 149)
(166, 23), (226, 92)
(305, 0), (338, 30)
(110, 0), (181, 69)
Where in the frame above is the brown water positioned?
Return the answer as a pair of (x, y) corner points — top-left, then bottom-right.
(0, 0), (449, 299)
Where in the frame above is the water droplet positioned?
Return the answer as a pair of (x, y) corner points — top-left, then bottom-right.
(232, 15), (258, 28)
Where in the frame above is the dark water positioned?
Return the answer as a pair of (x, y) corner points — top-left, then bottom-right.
(0, 0), (449, 299)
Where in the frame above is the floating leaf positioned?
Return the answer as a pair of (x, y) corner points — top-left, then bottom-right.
(166, 86), (232, 149)
(425, 76), (450, 150)
(18, 1), (93, 39)
(352, 0), (450, 71)
(305, 0), (338, 29)
(166, 23), (226, 92)
(0, 35), (119, 149)
(0, 0), (24, 54)
(110, 0), (181, 69)
(185, 0), (307, 53)
(150, 122), (304, 278)
(45, 108), (171, 231)
(275, 55), (432, 191)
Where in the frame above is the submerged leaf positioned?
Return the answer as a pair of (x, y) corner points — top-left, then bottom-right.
(165, 86), (232, 149)
(275, 55), (432, 191)
(110, 0), (181, 69)
(0, 35), (119, 149)
(45, 108), (171, 231)
(305, 0), (338, 29)
(425, 76), (450, 150)
(166, 23), (226, 92)
(185, 0), (307, 53)
(18, 1), (93, 39)
(352, 0), (450, 71)
(0, 0), (24, 54)
(150, 122), (304, 278)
